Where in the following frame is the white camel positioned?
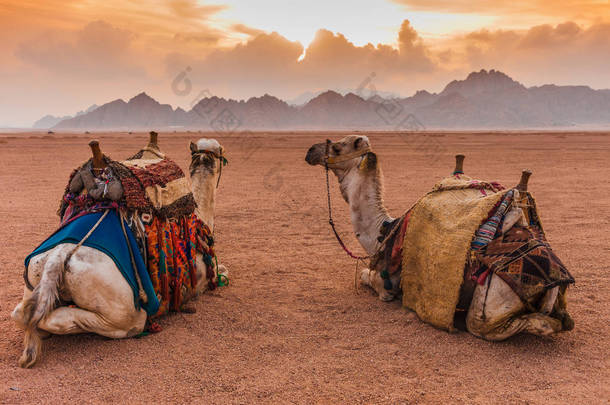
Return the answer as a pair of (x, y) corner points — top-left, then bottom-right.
(305, 135), (573, 341)
(12, 138), (226, 368)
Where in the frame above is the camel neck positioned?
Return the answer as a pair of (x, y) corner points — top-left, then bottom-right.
(190, 168), (218, 230)
(335, 164), (393, 255)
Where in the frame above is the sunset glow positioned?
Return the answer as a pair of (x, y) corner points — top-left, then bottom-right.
(1, 0), (609, 126)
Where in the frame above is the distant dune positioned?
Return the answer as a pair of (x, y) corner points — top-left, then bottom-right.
(48, 70), (610, 130)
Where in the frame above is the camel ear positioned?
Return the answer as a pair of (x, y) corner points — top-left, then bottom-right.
(189, 141), (198, 154)
(360, 151), (377, 172)
(366, 152), (377, 170)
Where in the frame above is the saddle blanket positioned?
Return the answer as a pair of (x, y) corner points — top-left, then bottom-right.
(25, 210), (160, 316)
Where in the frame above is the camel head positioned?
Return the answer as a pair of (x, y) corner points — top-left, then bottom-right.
(305, 135), (378, 175)
(189, 138), (226, 179)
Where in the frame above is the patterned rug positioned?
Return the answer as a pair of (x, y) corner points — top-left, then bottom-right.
(144, 213), (216, 317)
(473, 225), (574, 305)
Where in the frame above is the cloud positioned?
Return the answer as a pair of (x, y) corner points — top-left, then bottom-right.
(16, 20), (145, 79)
(174, 20), (437, 99)
(167, 0), (226, 20)
(1, 0), (609, 127)
(391, 0), (610, 23)
(231, 23), (266, 37)
(454, 21), (610, 88)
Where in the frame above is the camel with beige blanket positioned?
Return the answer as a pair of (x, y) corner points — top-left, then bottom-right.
(306, 135), (574, 340)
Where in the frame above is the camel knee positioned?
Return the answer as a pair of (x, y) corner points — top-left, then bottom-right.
(12, 287), (35, 328)
(360, 268), (372, 286)
(360, 268), (396, 301)
(217, 264), (228, 278)
(11, 301), (27, 329)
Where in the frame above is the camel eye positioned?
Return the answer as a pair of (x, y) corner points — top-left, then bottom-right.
(332, 145), (341, 154)
(354, 138), (362, 149)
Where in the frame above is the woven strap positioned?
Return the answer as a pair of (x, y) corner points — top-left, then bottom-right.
(326, 147), (371, 164)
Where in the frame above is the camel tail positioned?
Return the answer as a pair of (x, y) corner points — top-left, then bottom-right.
(19, 249), (66, 368)
(24, 250), (65, 328)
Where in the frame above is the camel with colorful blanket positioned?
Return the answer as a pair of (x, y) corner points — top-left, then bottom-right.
(306, 135), (575, 340)
(12, 133), (228, 368)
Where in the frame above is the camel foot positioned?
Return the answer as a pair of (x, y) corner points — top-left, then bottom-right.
(19, 329), (42, 368)
(379, 291), (395, 302)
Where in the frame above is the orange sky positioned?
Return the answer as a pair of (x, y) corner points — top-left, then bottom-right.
(1, 0), (609, 127)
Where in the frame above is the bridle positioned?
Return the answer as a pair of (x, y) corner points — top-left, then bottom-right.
(190, 149), (228, 188)
(323, 139), (372, 261)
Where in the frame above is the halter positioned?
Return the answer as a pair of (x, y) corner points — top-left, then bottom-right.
(190, 149), (228, 188)
(324, 138), (372, 166)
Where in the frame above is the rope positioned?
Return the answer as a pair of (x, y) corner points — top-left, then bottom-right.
(322, 140), (408, 265)
(119, 209), (148, 303)
(140, 146), (166, 159)
(324, 143), (370, 261)
(215, 255), (229, 287)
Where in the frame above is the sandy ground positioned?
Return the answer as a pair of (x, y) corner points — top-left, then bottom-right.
(0, 131), (608, 404)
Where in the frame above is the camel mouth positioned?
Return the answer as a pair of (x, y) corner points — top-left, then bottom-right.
(305, 144), (324, 166)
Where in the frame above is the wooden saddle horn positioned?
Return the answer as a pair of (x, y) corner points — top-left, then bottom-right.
(453, 154), (465, 174)
(516, 169), (532, 191)
(88, 140), (106, 169)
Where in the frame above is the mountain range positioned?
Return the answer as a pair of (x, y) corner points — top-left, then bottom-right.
(47, 70), (610, 130)
(33, 104), (99, 129)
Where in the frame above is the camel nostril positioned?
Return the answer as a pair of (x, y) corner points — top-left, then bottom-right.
(305, 146), (316, 164)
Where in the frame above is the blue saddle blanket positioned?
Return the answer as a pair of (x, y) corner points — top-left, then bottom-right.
(25, 210), (160, 316)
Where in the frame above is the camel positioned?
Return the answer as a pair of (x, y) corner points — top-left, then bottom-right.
(11, 136), (227, 368)
(305, 135), (574, 341)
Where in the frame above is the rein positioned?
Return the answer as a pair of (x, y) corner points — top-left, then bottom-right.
(324, 139), (370, 261)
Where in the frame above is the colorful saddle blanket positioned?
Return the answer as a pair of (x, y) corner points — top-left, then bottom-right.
(25, 210), (160, 316)
(473, 224), (574, 304)
(143, 214), (216, 317)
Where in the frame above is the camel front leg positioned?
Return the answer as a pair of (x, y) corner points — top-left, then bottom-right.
(39, 306), (146, 338)
(194, 253), (229, 294)
(360, 268), (397, 301)
(11, 287), (34, 329)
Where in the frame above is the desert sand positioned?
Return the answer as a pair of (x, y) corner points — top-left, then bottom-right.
(0, 131), (608, 404)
